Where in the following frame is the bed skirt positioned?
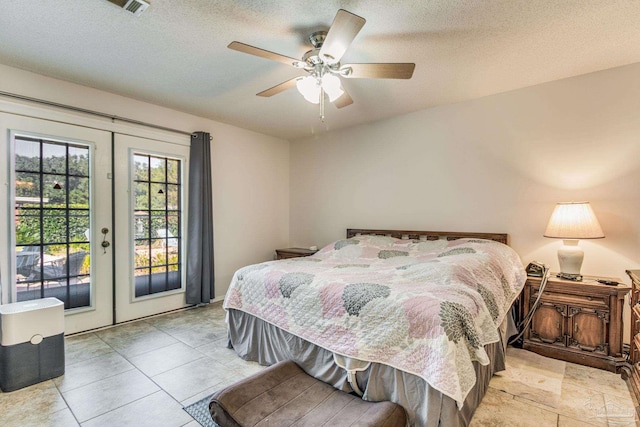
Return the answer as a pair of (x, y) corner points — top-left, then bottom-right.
(227, 309), (506, 427)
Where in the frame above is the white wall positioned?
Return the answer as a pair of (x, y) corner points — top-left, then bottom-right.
(290, 63), (640, 284)
(0, 64), (289, 300)
(3, 58), (639, 311)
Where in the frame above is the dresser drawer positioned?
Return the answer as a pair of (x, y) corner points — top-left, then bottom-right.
(532, 291), (608, 310)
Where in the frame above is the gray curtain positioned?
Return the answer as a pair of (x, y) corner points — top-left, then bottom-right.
(186, 131), (214, 304)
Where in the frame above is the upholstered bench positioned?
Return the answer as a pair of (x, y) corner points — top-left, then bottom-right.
(209, 360), (407, 427)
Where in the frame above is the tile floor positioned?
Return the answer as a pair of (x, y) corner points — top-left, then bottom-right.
(0, 302), (637, 426)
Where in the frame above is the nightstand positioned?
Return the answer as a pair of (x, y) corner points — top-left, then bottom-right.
(275, 248), (318, 260)
(522, 274), (630, 373)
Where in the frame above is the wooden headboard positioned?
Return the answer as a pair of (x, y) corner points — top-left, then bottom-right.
(346, 229), (509, 245)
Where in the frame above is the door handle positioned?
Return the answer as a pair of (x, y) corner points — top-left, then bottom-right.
(101, 227), (110, 253)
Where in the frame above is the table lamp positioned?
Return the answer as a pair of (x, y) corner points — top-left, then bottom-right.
(543, 202), (604, 281)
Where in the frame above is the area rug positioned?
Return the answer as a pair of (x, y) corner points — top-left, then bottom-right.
(489, 347), (566, 408)
(183, 393), (219, 427)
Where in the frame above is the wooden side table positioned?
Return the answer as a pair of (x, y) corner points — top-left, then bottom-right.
(523, 274), (630, 372)
(275, 248), (318, 260)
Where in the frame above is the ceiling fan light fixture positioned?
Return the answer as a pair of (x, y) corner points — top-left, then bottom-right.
(230, 8), (415, 118)
(296, 75), (321, 104)
(321, 73), (344, 102)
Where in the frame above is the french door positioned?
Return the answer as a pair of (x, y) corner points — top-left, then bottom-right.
(113, 134), (189, 323)
(0, 113), (190, 333)
(0, 113), (113, 334)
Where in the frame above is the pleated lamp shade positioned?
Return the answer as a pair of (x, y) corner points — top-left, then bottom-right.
(544, 202), (604, 239)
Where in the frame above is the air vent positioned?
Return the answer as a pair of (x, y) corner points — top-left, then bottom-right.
(106, 0), (149, 17)
(124, 0), (149, 16)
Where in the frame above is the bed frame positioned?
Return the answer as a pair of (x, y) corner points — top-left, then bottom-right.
(346, 228), (509, 245)
(228, 228), (513, 425)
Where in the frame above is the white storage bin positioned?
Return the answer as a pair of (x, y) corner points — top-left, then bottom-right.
(0, 298), (65, 391)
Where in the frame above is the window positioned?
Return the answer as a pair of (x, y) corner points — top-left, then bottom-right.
(14, 136), (91, 309)
(133, 153), (182, 297)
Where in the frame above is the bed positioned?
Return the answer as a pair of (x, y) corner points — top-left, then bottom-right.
(223, 229), (526, 426)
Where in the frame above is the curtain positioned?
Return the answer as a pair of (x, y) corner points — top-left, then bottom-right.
(186, 131), (214, 304)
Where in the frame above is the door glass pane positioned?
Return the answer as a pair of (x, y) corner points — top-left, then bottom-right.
(69, 177), (89, 207)
(68, 145), (89, 176)
(133, 153), (182, 298)
(14, 136), (92, 310)
(167, 159), (179, 184)
(134, 213), (150, 239)
(15, 209), (41, 245)
(134, 155), (149, 181)
(150, 245), (166, 267)
(42, 142), (66, 174)
(149, 157), (165, 182)
(43, 174), (67, 206)
(15, 172), (41, 201)
(135, 183), (149, 210)
(167, 214), (180, 238)
(150, 183), (166, 210)
(167, 185), (179, 211)
(150, 216), (167, 241)
(135, 240), (150, 268)
(42, 211), (67, 244)
(69, 210), (90, 242)
(134, 270), (150, 297)
(14, 139), (40, 172)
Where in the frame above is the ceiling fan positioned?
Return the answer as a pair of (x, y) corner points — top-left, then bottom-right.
(228, 9), (415, 119)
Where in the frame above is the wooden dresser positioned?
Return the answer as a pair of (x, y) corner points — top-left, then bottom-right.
(523, 274), (630, 372)
(624, 269), (640, 415)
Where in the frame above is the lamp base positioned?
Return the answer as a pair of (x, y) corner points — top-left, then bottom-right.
(556, 272), (583, 281)
(557, 239), (584, 277)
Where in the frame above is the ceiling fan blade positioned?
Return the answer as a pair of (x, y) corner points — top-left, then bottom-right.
(319, 9), (366, 65)
(334, 88), (353, 109)
(256, 77), (299, 97)
(342, 63), (415, 79)
(228, 41), (300, 67)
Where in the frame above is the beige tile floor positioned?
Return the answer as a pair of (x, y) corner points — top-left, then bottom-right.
(472, 347), (638, 427)
(0, 302), (636, 426)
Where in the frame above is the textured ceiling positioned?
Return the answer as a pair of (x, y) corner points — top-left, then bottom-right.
(0, 0), (639, 140)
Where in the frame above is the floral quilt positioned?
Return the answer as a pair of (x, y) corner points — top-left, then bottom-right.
(224, 235), (525, 406)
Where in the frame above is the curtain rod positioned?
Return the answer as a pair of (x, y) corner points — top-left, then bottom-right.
(0, 90), (195, 137)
